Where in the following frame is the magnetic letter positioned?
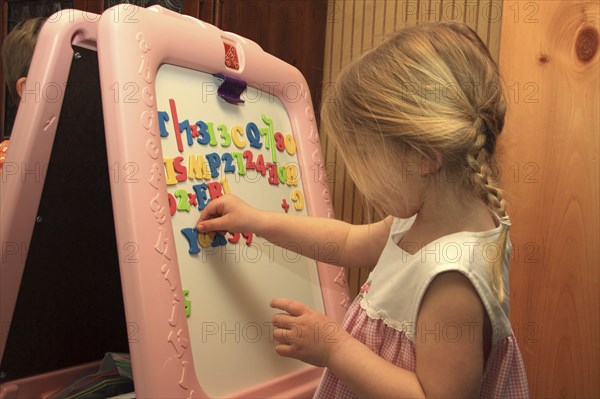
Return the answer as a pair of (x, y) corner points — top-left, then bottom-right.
(181, 228), (201, 254)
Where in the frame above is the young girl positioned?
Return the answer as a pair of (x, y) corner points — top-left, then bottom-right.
(197, 22), (529, 398)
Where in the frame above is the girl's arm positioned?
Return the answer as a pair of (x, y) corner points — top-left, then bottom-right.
(196, 194), (393, 268)
(271, 271), (486, 398)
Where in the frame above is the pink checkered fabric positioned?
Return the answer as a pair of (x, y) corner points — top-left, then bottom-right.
(314, 296), (530, 398)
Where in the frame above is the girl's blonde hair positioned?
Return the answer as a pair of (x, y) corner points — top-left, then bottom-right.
(322, 22), (509, 302)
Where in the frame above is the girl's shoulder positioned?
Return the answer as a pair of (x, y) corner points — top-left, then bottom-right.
(361, 215), (513, 344)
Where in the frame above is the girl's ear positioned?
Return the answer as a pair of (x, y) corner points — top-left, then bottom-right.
(420, 150), (443, 176)
(16, 77), (27, 99)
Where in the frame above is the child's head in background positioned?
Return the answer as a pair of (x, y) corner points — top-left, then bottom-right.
(2, 17), (46, 108)
(322, 22), (507, 221)
(1, 17), (46, 170)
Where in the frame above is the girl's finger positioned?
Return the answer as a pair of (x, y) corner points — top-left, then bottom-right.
(197, 213), (230, 233)
(274, 343), (294, 358)
(273, 327), (300, 345)
(270, 298), (306, 317)
(272, 312), (295, 328)
(197, 196), (227, 223)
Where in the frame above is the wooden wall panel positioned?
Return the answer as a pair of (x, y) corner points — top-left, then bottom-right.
(498, 1), (599, 397)
(218, 1), (328, 124)
(321, 0), (504, 297)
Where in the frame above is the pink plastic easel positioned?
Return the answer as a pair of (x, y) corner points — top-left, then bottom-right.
(1, 5), (349, 399)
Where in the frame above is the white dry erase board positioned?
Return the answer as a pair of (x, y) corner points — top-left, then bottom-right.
(155, 66), (326, 396)
(0, 5), (349, 398)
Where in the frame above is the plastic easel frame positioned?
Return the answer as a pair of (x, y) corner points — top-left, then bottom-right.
(97, 5), (348, 398)
(0, 5), (349, 398)
(0, 10), (102, 385)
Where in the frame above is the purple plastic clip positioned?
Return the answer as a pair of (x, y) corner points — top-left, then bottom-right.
(215, 73), (247, 105)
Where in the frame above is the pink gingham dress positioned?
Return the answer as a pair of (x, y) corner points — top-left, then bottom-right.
(314, 216), (529, 398)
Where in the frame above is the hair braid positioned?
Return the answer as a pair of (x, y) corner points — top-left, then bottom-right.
(466, 116), (509, 301)
(467, 116), (506, 217)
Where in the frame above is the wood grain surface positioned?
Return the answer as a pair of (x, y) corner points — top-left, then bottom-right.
(498, 0), (599, 397)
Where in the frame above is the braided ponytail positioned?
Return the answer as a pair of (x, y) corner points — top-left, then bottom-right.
(467, 116), (509, 302)
(467, 117), (506, 217)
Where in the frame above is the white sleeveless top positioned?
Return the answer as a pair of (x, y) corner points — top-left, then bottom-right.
(314, 215), (529, 398)
(361, 215), (513, 345)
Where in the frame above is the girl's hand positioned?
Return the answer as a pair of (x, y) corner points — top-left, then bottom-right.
(270, 298), (350, 367)
(196, 194), (261, 236)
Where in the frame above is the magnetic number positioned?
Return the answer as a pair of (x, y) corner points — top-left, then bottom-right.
(174, 189), (191, 212)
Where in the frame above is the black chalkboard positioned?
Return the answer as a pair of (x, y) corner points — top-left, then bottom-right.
(0, 46), (129, 382)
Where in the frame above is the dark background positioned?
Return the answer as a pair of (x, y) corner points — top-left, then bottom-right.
(0, 0), (328, 139)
